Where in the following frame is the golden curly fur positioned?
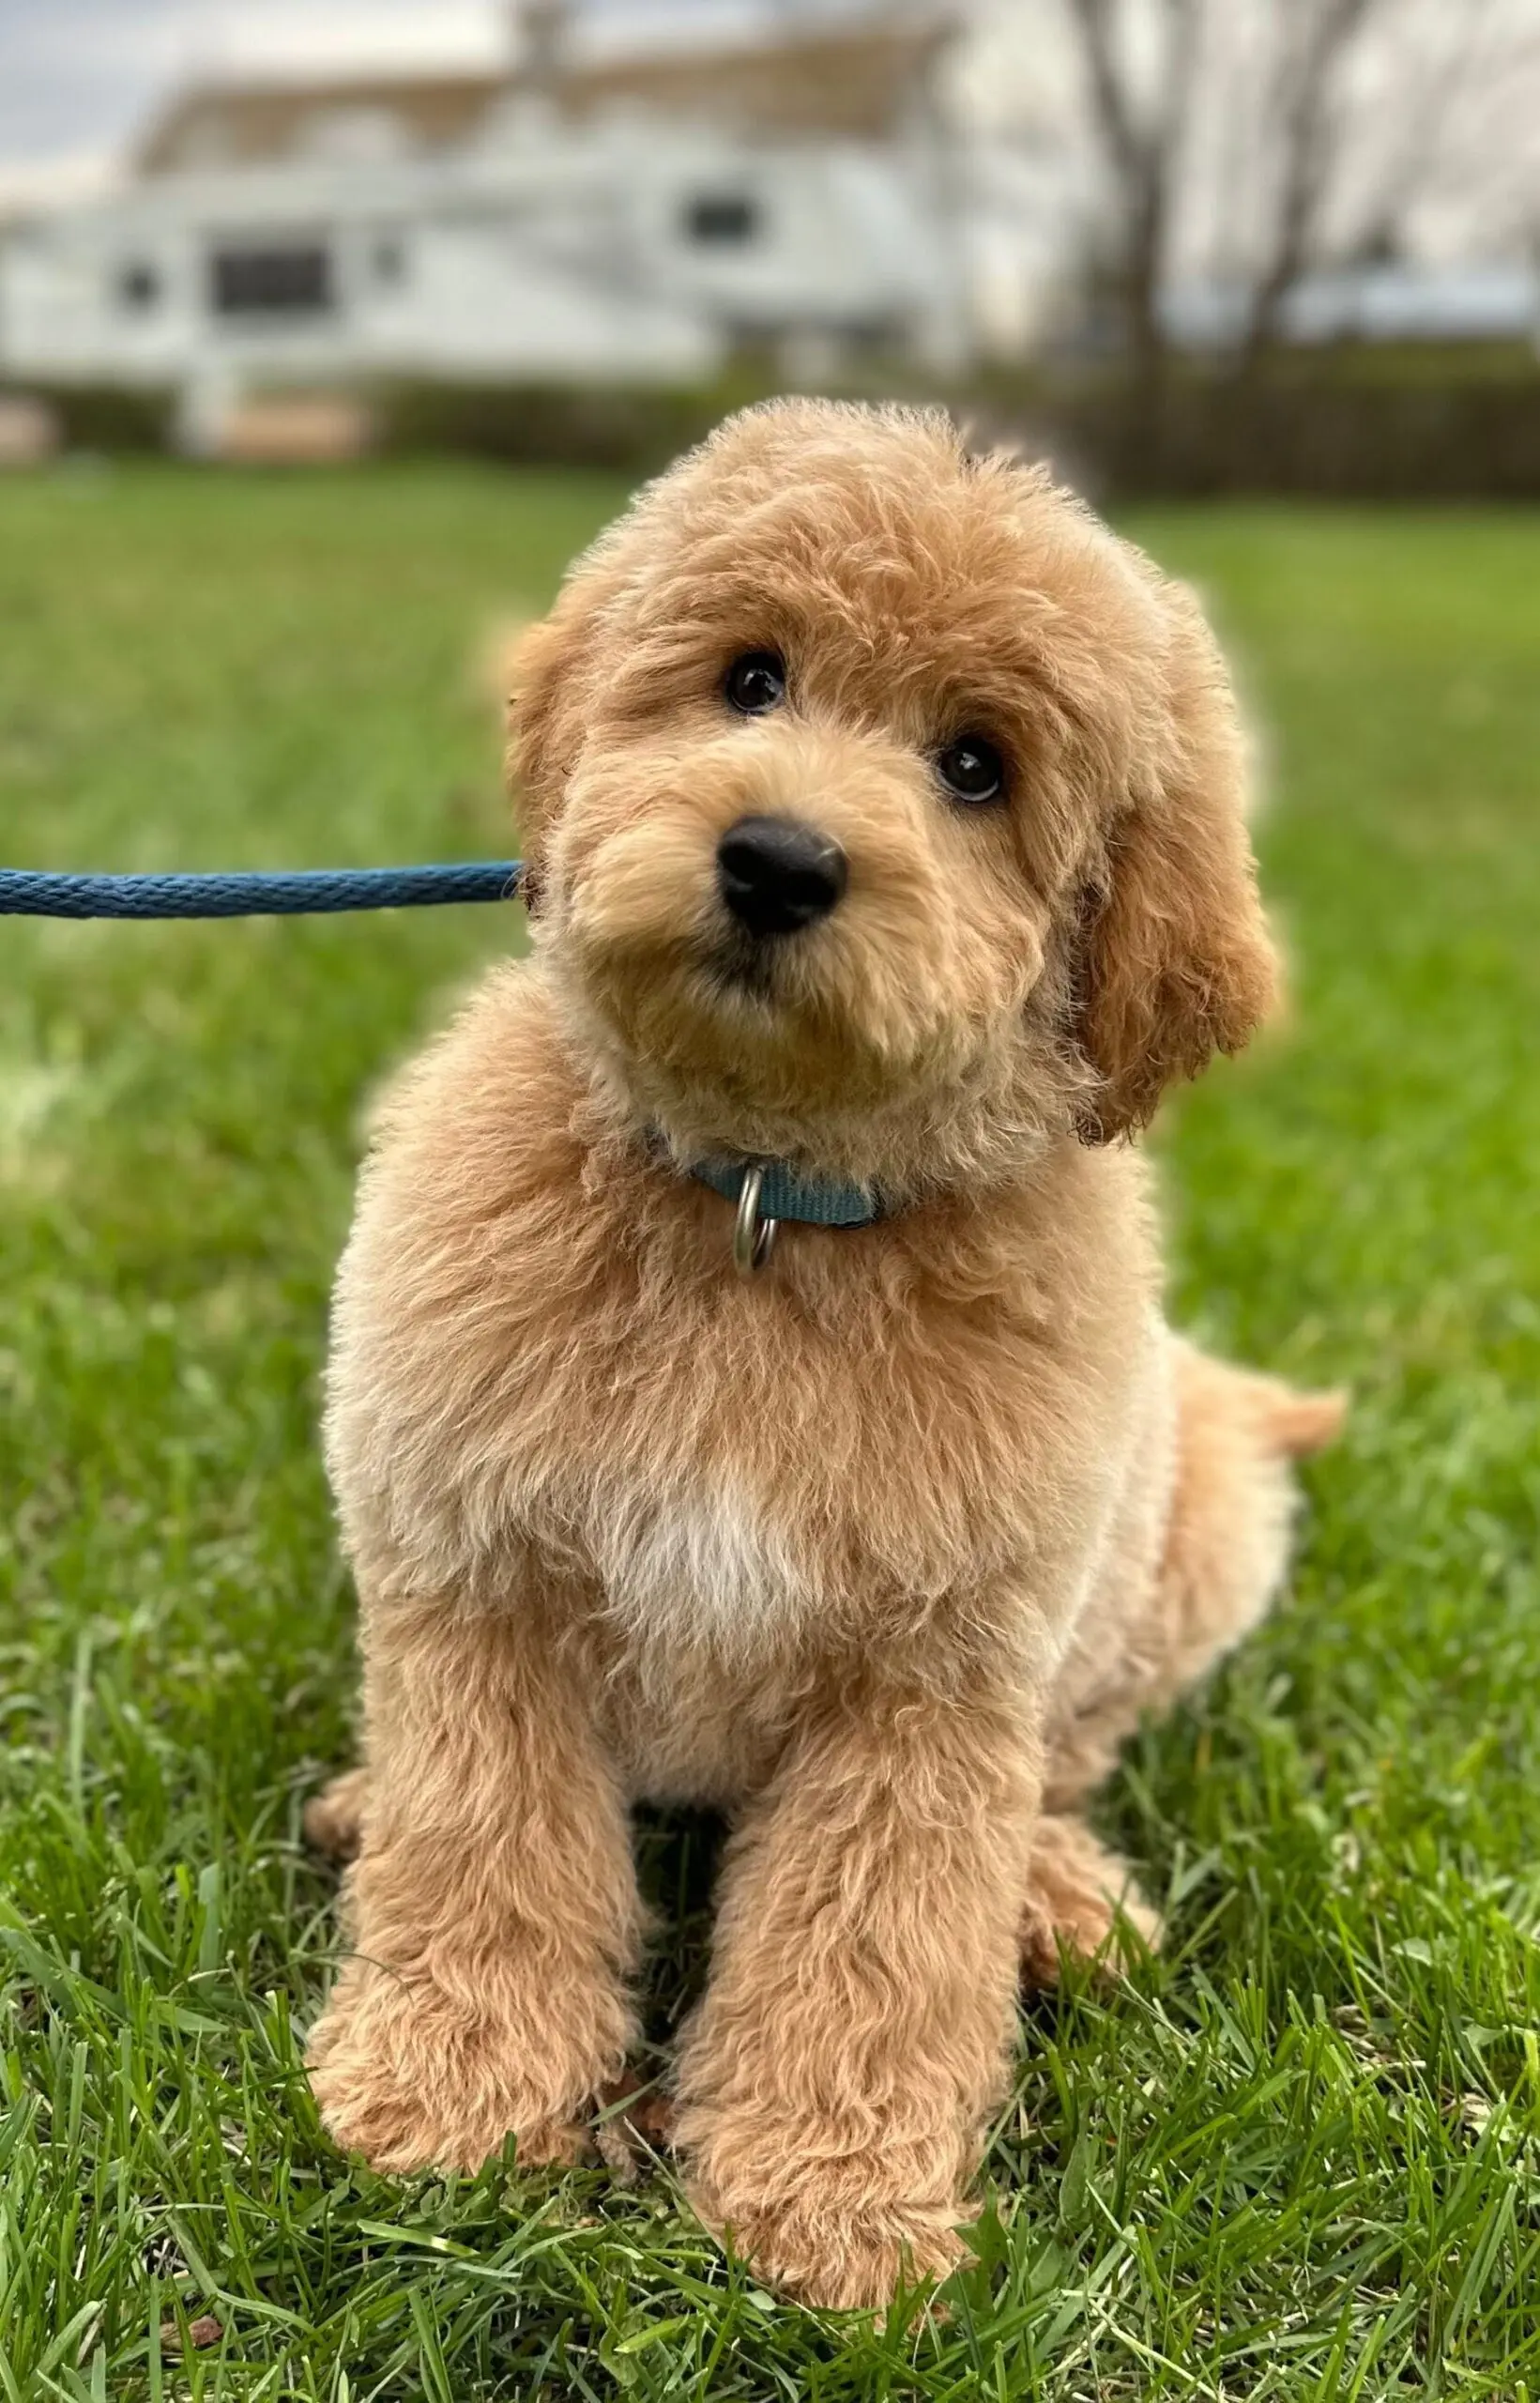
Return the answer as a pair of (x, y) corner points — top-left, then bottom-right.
(304, 400), (1341, 2309)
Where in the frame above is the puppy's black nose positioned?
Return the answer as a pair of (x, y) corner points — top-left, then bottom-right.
(717, 815), (847, 938)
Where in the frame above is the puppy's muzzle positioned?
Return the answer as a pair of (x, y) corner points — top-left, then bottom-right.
(717, 816), (847, 939)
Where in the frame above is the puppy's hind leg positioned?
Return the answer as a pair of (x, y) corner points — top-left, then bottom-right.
(1018, 1814), (1161, 1986)
(1044, 1342), (1343, 1814)
(1139, 1340), (1345, 1724)
(304, 1766), (371, 1863)
(1020, 1341), (1343, 1984)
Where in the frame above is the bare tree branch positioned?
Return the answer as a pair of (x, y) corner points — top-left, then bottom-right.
(1057, 0), (1539, 393)
(1356, 4), (1540, 262)
(1063, 0), (1197, 402)
(1345, 0), (1503, 257)
(1236, 0), (1383, 366)
(1064, 0), (1146, 198)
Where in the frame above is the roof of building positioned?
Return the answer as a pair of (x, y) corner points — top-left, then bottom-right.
(557, 18), (953, 141)
(134, 17), (954, 176)
(136, 74), (503, 175)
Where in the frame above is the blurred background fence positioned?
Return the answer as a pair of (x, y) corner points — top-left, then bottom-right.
(14, 352), (1540, 499)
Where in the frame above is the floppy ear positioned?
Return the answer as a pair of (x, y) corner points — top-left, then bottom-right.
(504, 552), (629, 913)
(503, 617), (569, 914)
(1073, 580), (1277, 1141)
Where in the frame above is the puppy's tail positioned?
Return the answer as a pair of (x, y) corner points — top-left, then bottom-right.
(1255, 1380), (1347, 1460)
(1174, 1339), (1346, 1462)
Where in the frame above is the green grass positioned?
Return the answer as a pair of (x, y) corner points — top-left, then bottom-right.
(2, 465), (1537, 2399)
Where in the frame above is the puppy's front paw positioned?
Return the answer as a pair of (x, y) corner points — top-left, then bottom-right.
(689, 2168), (968, 2310)
(307, 1963), (588, 2176)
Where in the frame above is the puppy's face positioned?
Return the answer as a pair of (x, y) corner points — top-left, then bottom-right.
(512, 403), (1274, 1186)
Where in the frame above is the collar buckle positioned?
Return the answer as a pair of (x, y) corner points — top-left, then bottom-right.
(732, 1163), (778, 1278)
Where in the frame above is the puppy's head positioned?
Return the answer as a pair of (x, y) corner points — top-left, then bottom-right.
(510, 401), (1274, 1188)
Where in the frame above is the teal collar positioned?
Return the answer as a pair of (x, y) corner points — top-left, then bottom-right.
(690, 1156), (880, 1231)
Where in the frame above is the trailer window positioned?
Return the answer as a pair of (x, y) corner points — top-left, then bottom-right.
(210, 245), (334, 315)
(117, 262), (161, 312)
(683, 195), (760, 246)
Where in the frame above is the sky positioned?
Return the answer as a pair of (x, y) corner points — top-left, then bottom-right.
(0, 0), (813, 189)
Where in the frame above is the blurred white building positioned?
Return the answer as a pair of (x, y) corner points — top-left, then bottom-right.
(0, 2), (973, 438)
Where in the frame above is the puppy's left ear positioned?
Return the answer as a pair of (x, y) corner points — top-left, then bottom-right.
(1073, 579), (1277, 1140)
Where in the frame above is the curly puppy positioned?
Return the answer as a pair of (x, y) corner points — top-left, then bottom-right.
(305, 400), (1340, 2309)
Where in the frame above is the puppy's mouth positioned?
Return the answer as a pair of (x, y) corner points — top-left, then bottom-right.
(694, 926), (795, 1010)
(556, 791), (997, 1125)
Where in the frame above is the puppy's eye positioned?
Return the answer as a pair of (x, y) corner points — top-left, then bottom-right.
(936, 734), (1006, 806)
(725, 651), (786, 716)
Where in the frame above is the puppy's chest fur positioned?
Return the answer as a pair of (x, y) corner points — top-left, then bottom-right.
(328, 982), (1154, 1702)
(485, 1279), (1024, 1670)
(562, 1462), (813, 1661)
(340, 1212), (1134, 1696)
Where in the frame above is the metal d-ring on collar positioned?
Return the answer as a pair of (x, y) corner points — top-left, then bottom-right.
(732, 1164), (779, 1278)
(687, 1153), (881, 1276)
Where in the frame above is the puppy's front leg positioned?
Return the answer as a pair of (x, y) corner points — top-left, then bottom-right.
(308, 1585), (640, 2175)
(675, 1679), (1038, 2309)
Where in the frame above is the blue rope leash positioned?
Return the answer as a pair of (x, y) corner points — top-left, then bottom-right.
(0, 862), (523, 920)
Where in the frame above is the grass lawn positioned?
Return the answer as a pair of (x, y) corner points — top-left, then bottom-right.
(1, 463), (1537, 2400)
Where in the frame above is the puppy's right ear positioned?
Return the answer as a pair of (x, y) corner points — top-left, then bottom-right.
(505, 556), (627, 913)
(504, 610), (582, 915)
